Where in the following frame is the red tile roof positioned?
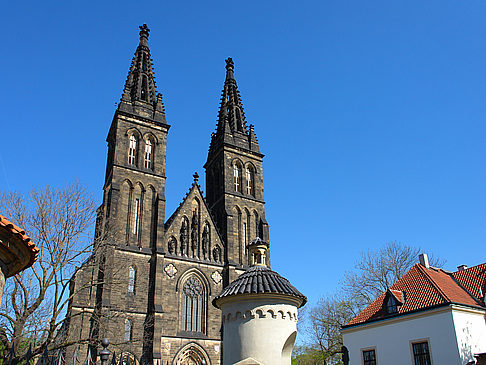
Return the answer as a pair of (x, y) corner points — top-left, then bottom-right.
(345, 263), (486, 327)
(0, 214), (39, 268)
(453, 263), (486, 305)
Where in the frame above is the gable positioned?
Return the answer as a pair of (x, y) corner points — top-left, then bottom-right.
(345, 263), (486, 327)
(164, 181), (224, 261)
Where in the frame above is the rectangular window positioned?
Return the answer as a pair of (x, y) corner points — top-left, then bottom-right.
(362, 349), (376, 365)
(133, 199), (140, 235)
(412, 342), (431, 365)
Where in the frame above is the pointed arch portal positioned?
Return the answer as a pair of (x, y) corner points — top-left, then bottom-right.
(173, 343), (210, 365)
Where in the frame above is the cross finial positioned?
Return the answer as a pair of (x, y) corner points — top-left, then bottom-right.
(139, 24), (150, 38)
(225, 58), (234, 70)
(193, 172), (199, 182)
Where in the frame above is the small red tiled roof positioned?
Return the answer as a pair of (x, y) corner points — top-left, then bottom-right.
(453, 263), (486, 305)
(0, 214), (39, 267)
(345, 263), (486, 327)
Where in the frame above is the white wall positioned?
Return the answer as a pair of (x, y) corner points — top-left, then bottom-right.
(342, 308), (462, 365)
(220, 296), (299, 365)
(452, 307), (486, 364)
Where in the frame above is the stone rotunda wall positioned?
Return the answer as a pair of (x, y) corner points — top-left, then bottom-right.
(220, 297), (299, 365)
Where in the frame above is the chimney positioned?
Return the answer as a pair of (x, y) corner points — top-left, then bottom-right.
(457, 265), (468, 272)
(419, 253), (429, 268)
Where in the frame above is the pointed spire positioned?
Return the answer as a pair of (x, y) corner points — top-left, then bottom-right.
(216, 57), (247, 135)
(118, 24), (166, 123)
(209, 58), (260, 154)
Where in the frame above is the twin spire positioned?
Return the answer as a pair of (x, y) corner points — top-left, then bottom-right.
(118, 24), (166, 123)
(210, 58), (260, 154)
(118, 25), (260, 151)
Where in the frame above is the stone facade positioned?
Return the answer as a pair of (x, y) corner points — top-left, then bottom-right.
(64, 25), (270, 365)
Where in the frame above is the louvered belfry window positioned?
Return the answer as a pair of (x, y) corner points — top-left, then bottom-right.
(144, 139), (152, 169)
(233, 163), (242, 192)
(246, 166), (253, 195)
(128, 135), (137, 165)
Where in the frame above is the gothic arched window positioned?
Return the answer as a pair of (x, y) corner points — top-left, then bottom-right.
(128, 135), (137, 165)
(245, 166), (253, 196)
(124, 319), (132, 342)
(182, 277), (205, 333)
(233, 162), (242, 193)
(144, 139), (153, 169)
(128, 266), (136, 294)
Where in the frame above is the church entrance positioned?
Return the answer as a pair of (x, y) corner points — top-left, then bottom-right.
(174, 343), (210, 365)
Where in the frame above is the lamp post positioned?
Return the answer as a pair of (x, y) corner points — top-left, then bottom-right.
(99, 338), (111, 365)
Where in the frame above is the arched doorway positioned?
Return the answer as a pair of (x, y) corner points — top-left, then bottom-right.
(173, 343), (210, 365)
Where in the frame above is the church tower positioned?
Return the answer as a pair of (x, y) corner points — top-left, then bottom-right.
(205, 58), (270, 281)
(66, 24), (170, 362)
(66, 28), (272, 365)
(102, 24), (169, 247)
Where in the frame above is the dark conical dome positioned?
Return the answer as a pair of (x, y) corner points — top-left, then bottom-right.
(213, 266), (307, 308)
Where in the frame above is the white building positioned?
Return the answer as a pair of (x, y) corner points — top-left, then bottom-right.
(213, 238), (307, 365)
(341, 256), (486, 365)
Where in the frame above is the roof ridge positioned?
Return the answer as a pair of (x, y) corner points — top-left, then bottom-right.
(415, 264), (451, 302)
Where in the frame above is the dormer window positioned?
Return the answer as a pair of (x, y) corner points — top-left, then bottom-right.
(386, 296), (398, 314)
(128, 135), (137, 165)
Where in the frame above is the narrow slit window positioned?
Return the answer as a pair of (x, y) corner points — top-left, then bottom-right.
(124, 319), (132, 342)
(128, 266), (135, 294)
(133, 198), (140, 235)
(243, 222), (247, 246)
(141, 75), (148, 101)
(142, 53), (148, 71)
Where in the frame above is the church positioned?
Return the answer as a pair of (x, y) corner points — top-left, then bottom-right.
(65, 24), (271, 364)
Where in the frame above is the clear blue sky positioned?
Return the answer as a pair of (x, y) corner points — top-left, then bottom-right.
(1, 0), (485, 308)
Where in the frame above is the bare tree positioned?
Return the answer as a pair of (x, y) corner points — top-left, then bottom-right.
(342, 241), (444, 309)
(304, 295), (357, 364)
(0, 183), (98, 364)
(295, 242), (444, 363)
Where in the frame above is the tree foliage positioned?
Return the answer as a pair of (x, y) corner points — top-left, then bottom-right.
(0, 183), (97, 364)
